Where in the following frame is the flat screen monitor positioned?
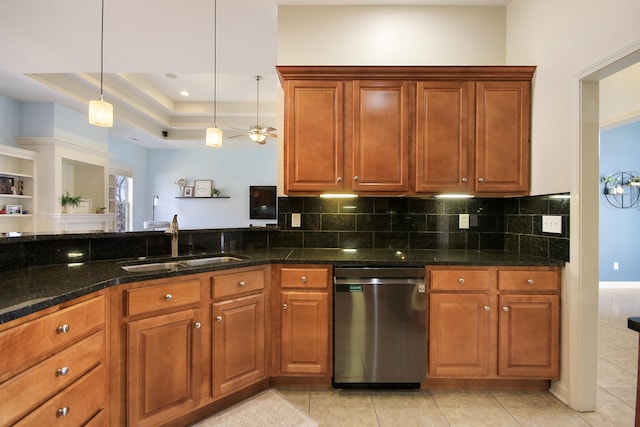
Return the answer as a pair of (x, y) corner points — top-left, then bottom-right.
(249, 186), (277, 219)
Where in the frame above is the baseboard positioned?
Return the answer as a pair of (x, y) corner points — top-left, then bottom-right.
(599, 281), (640, 289)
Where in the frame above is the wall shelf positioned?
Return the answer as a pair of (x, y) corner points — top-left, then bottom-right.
(175, 196), (230, 199)
(602, 171), (640, 209)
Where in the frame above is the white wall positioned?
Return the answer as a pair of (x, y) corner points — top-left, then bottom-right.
(600, 62), (640, 127)
(278, 6), (506, 66)
(147, 142), (277, 230)
(506, 0), (640, 411)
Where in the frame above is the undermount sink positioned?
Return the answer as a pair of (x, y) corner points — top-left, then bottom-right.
(121, 255), (246, 273)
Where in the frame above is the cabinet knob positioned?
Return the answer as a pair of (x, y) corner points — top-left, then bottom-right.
(216, 316), (223, 322)
(165, 293), (173, 301)
(283, 303), (288, 310)
(337, 176), (343, 183)
(57, 324), (70, 334)
(502, 306), (509, 312)
(56, 367), (70, 377)
(194, 322), (202, 329)
(300, 276), (307, 283)
(461, 177), (468, 183)
(458, 278), (465, 284)
(483, 305), (490, 311)
(353, 176), (360, 182)
(527, 279), (535, 285)
(239, 281), (246, 287)
(478, 177), (485, 183)
(57, 407), (70, 417)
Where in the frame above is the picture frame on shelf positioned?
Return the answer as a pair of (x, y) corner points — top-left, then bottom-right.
(0, 176), (14, 194)
(183, 186), (194, 197)
(6, 204), (22, 215)
(194, 180), (213, 197)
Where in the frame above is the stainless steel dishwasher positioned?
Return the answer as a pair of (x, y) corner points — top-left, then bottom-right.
(333, 267), (427, 388)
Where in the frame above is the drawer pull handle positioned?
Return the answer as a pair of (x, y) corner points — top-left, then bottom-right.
(194, 322), (202, 329)
(56, 367), (70, 377)
(165, 294), (173, 301)
(57, 324), (70, 334)
(503, 306), (509, 312)
(283, 304), (288, 310)
(527, 279), (535, 285)
(458, 278), (465, 284)
(483, 305), (490, 311)
(239, 281), (246, 287)
(57, 407), (70, 417)
(216, 316), (223, 322)
(301, 276), (307, 283)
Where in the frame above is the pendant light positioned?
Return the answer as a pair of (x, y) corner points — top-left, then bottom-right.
(88, 0), (113, 127)
(206, 0), (223, 147)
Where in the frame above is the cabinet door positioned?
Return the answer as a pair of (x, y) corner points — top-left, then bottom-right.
(475, 81), (531, 194)
(280, 291), (329, 375)
(127, 309), (200, 427)
(498, 295), (559, 378)
(213, 293), (265, 396)
(351, 80), (411, 193)
(429, 293), (490, 377)
(415, 81), (474, 193)
(284, 80), (345, 193)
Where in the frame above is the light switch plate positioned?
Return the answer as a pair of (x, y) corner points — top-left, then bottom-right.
(459, 214), (470, 229)
(291, 213), (301, 228)
(542, 215), (562, 234)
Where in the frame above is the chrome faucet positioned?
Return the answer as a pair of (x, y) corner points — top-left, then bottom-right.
(164, 214), (179, 257)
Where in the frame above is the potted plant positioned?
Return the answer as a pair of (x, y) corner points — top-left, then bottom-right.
(211, 188), (222, 197)
(60, 191), (82, 213)
(601, 175), (621, 194)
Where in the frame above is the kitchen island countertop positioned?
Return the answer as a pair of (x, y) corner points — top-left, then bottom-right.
(0, 248), (563, 324)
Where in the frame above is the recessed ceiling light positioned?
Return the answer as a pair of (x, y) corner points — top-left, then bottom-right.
(180, 90), (189, 97)
(166, 73), (178, 79)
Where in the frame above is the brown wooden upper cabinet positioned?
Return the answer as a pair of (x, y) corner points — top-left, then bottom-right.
(277, 66), (535, 196)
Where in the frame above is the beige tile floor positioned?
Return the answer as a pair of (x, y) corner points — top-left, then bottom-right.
(274, 288), (639, 426)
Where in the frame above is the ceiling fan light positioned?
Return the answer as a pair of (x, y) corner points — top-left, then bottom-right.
(88, 99), (113, 127)
(249, 130), (267, 143)
(206, 127), (223, 147)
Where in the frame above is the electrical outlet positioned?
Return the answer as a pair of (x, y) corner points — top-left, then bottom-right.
(614, 262), (619, 270)
(542, 215), (562, 234)
(291, 213), (301, 228)
(459, 214), (470, 229)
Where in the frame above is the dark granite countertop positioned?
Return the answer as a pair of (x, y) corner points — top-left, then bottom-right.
(628, 317), (640, 333)
(0, 248), (563, 325)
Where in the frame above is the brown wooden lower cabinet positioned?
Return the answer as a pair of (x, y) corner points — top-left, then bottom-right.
(127, 308), (201, 427)
(427, 266), (560, 382)
(213, 292), (265, 396)
(0, 292), (107, 426)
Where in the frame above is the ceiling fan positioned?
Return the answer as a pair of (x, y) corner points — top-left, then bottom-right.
(230, 75), (277, 145)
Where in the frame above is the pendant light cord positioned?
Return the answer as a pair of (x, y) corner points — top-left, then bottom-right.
(100, 0), (105, 100)
(256, 75), (261, 125)
(213, 0), (217, 127)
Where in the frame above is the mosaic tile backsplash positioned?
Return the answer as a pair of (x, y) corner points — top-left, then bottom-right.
(275, 194), (570, 262)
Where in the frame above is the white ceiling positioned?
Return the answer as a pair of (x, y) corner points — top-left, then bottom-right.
(0, 0), (510, 149)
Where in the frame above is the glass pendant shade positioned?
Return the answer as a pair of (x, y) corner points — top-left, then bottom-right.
(206, 126), (223, 147)
(88, 98), (113, 127)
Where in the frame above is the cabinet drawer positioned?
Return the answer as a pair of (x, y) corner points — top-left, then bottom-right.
(0, 295), (104, 376)
(430, 269), (491, 291)
(0, 331), (104, 426)
(280, 266), (330, 289)
(14, 364), (105, 426)
(498, 270), (559, 292)
(214, 268), (265, 300)
(126, 278), (201, 316)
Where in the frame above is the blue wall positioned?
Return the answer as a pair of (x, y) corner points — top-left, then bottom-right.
(599, 121), (640, 281)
